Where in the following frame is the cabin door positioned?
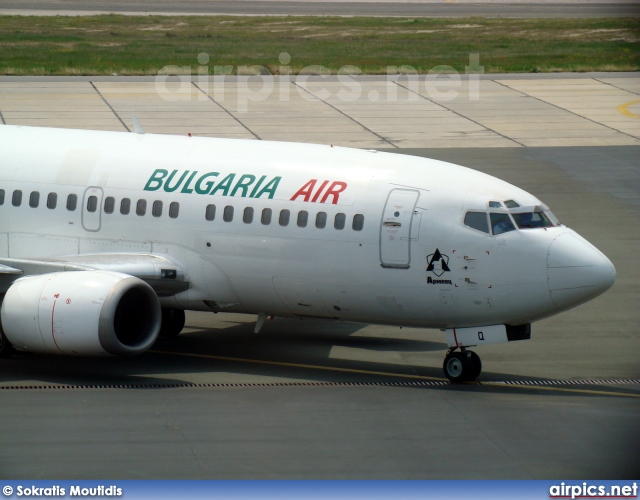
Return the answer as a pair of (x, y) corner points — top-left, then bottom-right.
(81, 186), (103, 232)
(379, 189), (420, 269)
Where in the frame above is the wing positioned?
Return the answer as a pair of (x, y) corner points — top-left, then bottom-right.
(0, 253), (190, 297)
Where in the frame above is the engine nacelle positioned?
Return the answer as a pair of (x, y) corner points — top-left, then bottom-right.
(1, 271), (161, 356)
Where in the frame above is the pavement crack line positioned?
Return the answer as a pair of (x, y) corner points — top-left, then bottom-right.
(192, 82), (260, 140)
(89, 81), (130, 132)
(292, 81), (397, 148)
(493, 79), (640, 141)
(394, 80), (525, 147)
(592, 78), (640, 97)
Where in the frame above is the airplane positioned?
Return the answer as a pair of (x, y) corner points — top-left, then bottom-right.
(0, 124), (616, 382)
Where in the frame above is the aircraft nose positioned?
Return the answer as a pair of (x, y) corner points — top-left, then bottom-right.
(547, 233), (616, 309)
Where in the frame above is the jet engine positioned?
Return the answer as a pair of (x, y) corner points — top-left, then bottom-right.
(1, 271), (161, 356)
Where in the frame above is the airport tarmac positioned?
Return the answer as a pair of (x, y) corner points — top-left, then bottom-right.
(0, 76), (639, 479)
(1, 74), (639, 148)
(1, 0), (639, 18)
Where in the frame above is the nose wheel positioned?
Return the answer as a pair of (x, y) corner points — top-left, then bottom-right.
(443, 348), (482, 382)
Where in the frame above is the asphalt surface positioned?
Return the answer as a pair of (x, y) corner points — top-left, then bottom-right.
(1, 0), (638, 18)
(1, 144), (638, 479)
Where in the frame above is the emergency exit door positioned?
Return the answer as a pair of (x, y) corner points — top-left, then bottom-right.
(379, 189), (420, 269)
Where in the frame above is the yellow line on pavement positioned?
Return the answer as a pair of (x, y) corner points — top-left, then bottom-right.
(150, 349), (447, 381)
(481, 382), (640, 399)
(616, 99), (640, 119)
(151, 350), (640, 398)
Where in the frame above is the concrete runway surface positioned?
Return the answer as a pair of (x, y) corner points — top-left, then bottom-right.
(1, 75), (638, 148)
(0, 76), (639, 479)
(1, 0), (639, 18)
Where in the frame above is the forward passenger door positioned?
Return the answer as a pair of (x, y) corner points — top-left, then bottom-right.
(379, 189), (420, 269)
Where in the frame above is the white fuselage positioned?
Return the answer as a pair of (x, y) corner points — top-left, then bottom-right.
(0, 125), (615, 332)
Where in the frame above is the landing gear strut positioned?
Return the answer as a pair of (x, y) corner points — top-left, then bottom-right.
(443, 347), (482, 382)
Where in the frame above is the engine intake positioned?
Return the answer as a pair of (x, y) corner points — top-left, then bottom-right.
(1, 271), (161, 356)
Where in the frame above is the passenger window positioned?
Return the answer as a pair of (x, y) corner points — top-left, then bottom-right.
(316, 212), (327, 229)
(152, 200), (163, 217)
(12, 190), (22, 207)
(261, 208), (272, 225)
(0, 189), (4, 205)
(352, 214), (364, 231)
(223, 205), (234, 222)
(490, 213), (515, 235)
(334, 213), (346, 230)
(205, 204), (216, 221)
(104, 196), (115, 214)
(87, 195), (98, 213)
(29, 191), (40, 208)
(120, 198), (131, 215)
(243, 207), (254, 224)
(169, 202), (180, 219)
(297, 210), (308, 228)
(67, 194), (77, 211)
(279, 209), (290, 227)
(47, 193), (58, 210)
(136, 199), (147, 216)
(464, 212), (489, 234)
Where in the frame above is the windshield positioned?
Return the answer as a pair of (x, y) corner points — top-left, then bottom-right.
(464, 205), (561, 237)
(512, 211), (554, 229)
(490, 213), (516, 235)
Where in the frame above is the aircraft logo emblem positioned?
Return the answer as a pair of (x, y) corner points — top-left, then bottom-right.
(426, 249), (450, 277)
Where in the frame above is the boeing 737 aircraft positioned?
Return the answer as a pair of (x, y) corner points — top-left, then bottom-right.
(0, 125), (616, 381)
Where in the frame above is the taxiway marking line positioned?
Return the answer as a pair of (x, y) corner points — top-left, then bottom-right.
(481, 382), (640, 399)
(151, 350), (640, 398)
(150, 349), (447, 381)
(616, 99), (640, 119)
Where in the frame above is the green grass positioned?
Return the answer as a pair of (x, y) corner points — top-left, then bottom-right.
(0, 15), (638, 75)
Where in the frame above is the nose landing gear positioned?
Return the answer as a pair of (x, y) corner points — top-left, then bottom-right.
(443, 347), (482, 382)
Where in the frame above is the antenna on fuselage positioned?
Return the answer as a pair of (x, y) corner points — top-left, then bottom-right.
(131, 115), (145, 134)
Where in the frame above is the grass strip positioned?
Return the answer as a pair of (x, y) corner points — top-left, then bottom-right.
(1, 15), (638, 75)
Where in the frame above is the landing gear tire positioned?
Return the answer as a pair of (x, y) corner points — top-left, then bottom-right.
(0, 322), (13, 359)
(443, 351), (469, 382)
(467, 350), (482, 381)
(158, 309), (186, 338)
(0, 294), (13, 358)
(443, 349), (482, 382)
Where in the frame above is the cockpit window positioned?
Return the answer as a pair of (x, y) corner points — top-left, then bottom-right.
(512, 211), (554, 229)
(490, 213), (516, 235)
(504, 199), (520, 208)
(464, 211), (490, 234)
(545, 210), (560, 226)
(488, 201), (502, 208)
